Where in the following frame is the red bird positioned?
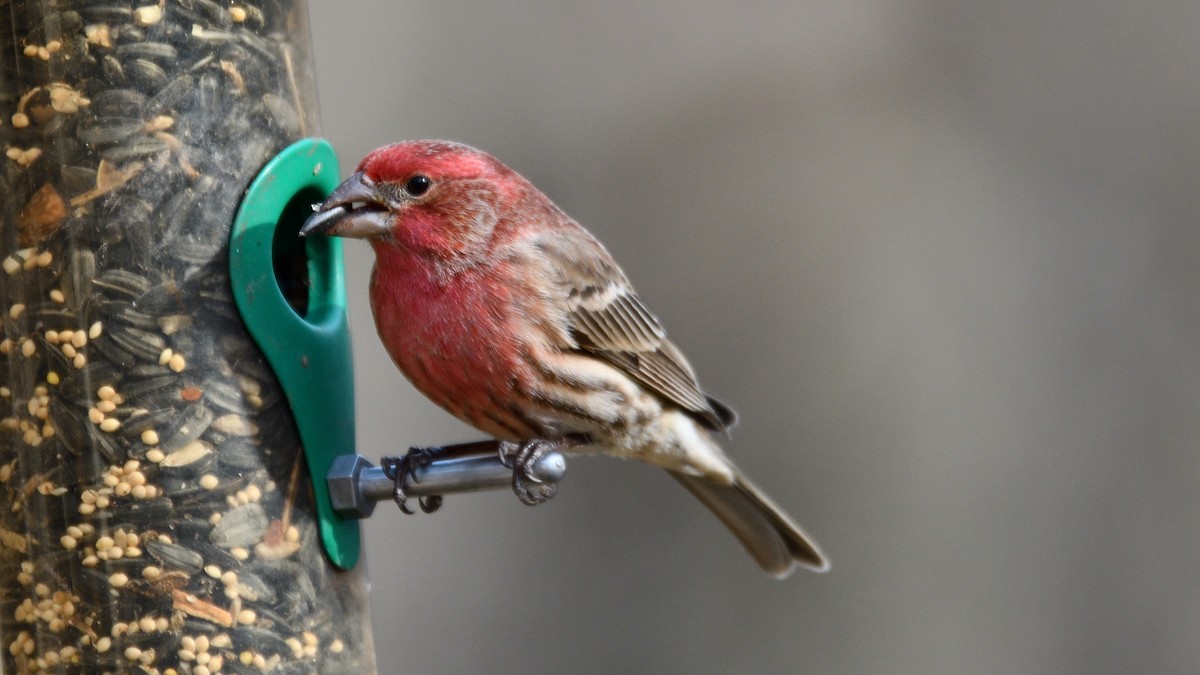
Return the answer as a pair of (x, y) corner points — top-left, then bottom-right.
(301, 141), (828, 577)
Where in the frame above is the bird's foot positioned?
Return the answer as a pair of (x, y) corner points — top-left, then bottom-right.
(381, 448), (443, 515)
(498, 439), (569, 506)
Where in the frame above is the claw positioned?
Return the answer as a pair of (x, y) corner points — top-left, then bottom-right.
(418, 494), (442, 513)
(497, 441), (517, 468)
(382, 448), (444, 515)
(405, 448), (444, 513)
(502, 439), (564, 506)
(381, 456), (415, 514)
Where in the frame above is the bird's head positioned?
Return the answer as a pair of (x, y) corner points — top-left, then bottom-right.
(300, 140), (515, 261)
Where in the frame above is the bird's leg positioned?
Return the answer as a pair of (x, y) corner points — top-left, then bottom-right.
(498, 435), (584, 506)
(381, 448), (443, 514)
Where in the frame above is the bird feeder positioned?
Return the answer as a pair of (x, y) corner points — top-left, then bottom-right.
(0, 2), (376, 671)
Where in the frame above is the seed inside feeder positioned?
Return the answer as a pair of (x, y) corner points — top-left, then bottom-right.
(0, 2), (369, 670)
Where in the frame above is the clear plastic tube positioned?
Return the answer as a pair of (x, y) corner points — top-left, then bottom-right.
(0, 2), (376, 672)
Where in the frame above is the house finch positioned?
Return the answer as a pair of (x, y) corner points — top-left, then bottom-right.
(301, 141), (828, 577)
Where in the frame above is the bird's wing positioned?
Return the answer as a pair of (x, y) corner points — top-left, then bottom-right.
(530, 227), (734, 431)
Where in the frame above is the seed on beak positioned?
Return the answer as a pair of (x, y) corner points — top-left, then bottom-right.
(298, 205), (350, 237)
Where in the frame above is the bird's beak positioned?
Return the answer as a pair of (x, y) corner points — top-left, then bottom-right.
(299, 172), (393, 239)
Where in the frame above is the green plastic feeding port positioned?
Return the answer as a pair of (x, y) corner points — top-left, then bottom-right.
(229, 139), (361, 569)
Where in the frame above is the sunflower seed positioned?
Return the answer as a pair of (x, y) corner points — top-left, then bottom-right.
(209, 503), (268, 549)
(94, 269), (152, 298)
(124, 58), (168, 91)
(100, 134), (169, 162)
(91, 89), (148, 117)
(160, 403), (214, 452)
(77, 117), (144, 146)
(115, 42), (178, 64)
(146, 540), (203, 574)
(159, 440), (216, 476)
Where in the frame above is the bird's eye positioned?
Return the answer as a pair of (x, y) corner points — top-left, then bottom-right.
(405, 175), (432, 196)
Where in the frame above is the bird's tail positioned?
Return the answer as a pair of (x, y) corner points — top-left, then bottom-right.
(669, 469), (829, 578)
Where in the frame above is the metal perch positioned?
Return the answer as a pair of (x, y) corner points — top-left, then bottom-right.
(327, 441), (568, 519)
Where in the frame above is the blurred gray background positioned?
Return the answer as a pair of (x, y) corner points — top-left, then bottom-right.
(308, 2), (1200, 673)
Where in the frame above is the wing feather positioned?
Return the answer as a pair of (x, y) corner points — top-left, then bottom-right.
(530, 228), (733, 431)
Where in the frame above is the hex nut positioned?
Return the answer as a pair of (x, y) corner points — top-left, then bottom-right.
(327, 454), (376, 518)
